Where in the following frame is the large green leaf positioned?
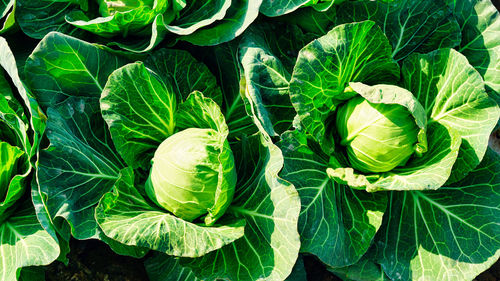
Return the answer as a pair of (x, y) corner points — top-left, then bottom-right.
(144, 48), (222, 104)
(96, 167), (245, 258)
(145, 253), (201, 281)
(375, 148), (500, 281)
(180, 133), (301, 281)
(402, 48), (500, 183)
(332, 0), (462, 61)
(38, 97), (123, 240)
(278, 130), (387, 267)
(289, 21), (399, 146)
(16, 0), (83, 39)
(25, 32), (129, 108)
(328, 254), (389, 281)
(446, 0), (500, 94)
(180, 0), (262, 46)
(200, 41), (257, 138)
(164, 0), (231, 36)
(100, 62), (176, 169)
(0, 200), (60, 281)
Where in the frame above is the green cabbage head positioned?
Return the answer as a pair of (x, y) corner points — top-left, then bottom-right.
(146, 128), (237, 226)
(336, 95), (421, 173)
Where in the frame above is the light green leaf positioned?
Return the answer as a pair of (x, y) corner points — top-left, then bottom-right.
(278, 130), (387, 267)
(0, 200), (60, 281)
(100, 62), (176, 169)
(96, 167), (245, 258)
(164, 0), (231, 36)
(402, 48), (500, 183)
(181, 0), (262, 46)
(446, 0), (500, 94)
(176, 91), (228, 137)
(181, 133), (301, 281)
(25, 32), (129, 108)
(376, 148), (500, 281)
(289, 21), (399, 145)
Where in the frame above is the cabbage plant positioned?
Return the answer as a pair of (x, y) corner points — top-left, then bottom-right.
(238, 9), (500, 280)
(25, 32), (300, 280)
(11, 0), (262, 52)
(0, 38), (60, 281)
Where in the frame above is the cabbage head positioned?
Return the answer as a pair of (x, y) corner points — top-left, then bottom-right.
(146, 128), (237, 226)
(336, 95), (420, 173)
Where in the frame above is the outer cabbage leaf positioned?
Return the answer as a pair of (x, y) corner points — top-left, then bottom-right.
(331, 0), (462, 62)
(239, 23), (315, 136)
(260, 0), (344, 17)
(25, 32), (129, 108)
(0, 36), (60, 281)
(375, 148), (500, 281)
(446, 0), (500, 95)
(96, 167), (245, 258)
(180, 0), (262, 46)
(0, 201), (60, 281)
(144, 48), (222, 104)
(198, 41), (257, 137)
(278, 130), (387, 267)
(402, 48), (500, 183)
(16, 0), (84, 39)
(100, 62), (177, 169)
(328, 254), (389, 281)
(145, 253), (201, 281)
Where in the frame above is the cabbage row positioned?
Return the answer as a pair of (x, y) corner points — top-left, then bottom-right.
(0, 0), (499, 280)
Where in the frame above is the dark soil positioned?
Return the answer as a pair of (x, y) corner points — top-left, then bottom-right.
(45, 239), (147, 281)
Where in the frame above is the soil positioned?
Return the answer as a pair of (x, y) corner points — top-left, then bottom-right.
(45, 239), (147, 281)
